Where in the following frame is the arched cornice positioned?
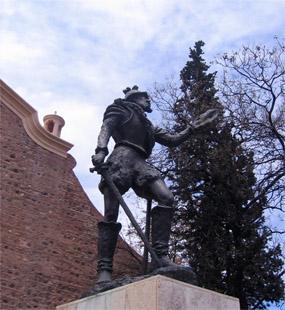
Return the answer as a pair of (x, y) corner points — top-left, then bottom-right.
(0, 79), (73, 158)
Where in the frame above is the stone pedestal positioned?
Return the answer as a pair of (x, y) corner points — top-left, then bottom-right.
(57, 275), (240, 310)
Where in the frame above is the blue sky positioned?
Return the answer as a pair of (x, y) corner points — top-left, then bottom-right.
(1, 0), (284, 226)
(1, 0), (284, 212)
(1, 0), (284, 218)
(1, 1), (284, 307)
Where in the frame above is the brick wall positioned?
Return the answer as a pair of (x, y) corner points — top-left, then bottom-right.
(0, 102), (142, 309)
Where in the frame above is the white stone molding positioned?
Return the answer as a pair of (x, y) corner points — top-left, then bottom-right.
(0, 79), (73, 158)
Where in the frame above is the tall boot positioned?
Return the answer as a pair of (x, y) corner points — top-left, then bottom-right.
(97, 221), (122, 284)
(151, 205), (177, 271)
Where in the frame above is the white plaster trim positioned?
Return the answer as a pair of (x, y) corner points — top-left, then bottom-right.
(0, 79), (73, 158)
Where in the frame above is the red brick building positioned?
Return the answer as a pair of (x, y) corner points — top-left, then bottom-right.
(0, 80), (142, 309)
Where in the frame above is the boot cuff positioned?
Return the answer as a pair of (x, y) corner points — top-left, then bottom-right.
(98, 221), (122, 232)
(151, 205), (174, 216)
(97, 258), (113, 272)
(152, 242), (169, 257)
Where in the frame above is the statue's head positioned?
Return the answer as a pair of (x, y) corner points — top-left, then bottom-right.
(123, 85), (152, 112)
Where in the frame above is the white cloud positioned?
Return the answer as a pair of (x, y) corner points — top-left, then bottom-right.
(1, 0), (284, 215)
(0, 31), (43, 64)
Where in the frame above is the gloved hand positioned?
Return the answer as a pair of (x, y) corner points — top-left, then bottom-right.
(192, 109), (220, 129)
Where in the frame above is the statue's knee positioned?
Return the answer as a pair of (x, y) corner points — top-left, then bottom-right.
(149, 179), (174, 207)
(160, 191), (174, 207)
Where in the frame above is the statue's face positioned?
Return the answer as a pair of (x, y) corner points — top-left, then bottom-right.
(134, 95), (152, 113)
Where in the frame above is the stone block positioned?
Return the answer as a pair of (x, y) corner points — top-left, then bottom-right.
(57, 275), (240, 310)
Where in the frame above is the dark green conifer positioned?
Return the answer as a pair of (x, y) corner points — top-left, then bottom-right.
(160, 41), (284, 309)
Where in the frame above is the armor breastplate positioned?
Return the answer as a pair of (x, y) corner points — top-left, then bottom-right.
(112, 107), (155, 158)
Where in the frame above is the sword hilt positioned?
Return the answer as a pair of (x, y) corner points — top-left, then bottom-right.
(89, 167), (96, 173)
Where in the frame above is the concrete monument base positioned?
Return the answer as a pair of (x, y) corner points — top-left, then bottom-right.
(57, 275), (240, 310)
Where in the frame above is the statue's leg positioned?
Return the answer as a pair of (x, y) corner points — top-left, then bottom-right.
(97, 187), (121, 284)
(103, 187), (120, 222)
(148, 178), (174, 207)
(148, 179), (177, 270)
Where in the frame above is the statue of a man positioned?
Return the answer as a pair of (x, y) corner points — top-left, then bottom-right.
(91, 85), (218, 284)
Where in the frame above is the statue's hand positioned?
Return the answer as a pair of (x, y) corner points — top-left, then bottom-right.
(192, 109), (220, 129)
(91, 152), (106, 169)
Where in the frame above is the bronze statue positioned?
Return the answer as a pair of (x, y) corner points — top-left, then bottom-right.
(91, 86), (218, 284)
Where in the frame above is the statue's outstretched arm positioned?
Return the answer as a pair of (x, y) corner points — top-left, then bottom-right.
(154, 125), (194, 147)
(154, 109), (220, 147)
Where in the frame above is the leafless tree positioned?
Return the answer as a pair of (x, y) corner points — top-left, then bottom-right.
(216, 39), (285, 228)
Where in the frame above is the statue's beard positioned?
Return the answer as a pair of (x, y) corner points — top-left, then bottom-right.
(144, 106), (153, 113)
(132, 100), (153, 113)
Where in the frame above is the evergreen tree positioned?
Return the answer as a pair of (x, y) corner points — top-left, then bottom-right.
(153, 41), (284, 309)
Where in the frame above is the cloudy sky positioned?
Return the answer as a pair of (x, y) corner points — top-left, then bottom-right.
(1, 0), (284, 219)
